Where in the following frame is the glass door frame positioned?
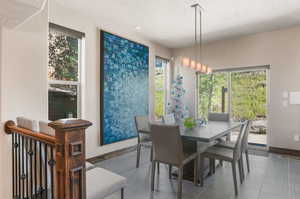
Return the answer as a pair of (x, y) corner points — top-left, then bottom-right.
(196, 65), (270, 148)
(154, 56), (170, 120)
(196, 71), (231, 118)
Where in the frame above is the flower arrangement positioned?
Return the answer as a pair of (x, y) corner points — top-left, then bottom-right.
(184, 117), (196, 129)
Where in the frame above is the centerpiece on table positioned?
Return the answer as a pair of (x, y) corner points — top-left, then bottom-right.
(183, 117), (196, 129)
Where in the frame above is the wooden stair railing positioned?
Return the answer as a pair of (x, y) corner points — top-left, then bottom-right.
(4, 118), (92, 199)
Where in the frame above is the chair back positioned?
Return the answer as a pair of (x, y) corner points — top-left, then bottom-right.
(242, 120), (252, 150)
(134, 116), (150, 142)
(150, 124), (184, 166)
(233, 121), (248, 160)
(208, 113), (230, 122)
(163, 113), (176, 125)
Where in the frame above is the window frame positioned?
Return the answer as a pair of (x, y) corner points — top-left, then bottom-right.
(196, 65), (270, 120)
(48, 23), (84, 120)
(154, 56), (170, 119)
(198, 71), (230, 115)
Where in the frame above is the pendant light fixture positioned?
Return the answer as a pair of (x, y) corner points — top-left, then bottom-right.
(181, 4), (212, 74)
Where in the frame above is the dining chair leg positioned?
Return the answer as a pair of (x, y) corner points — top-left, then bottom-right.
(231, 162), (238, 195)
(240, 158), (245, 181)
(212, 158), (216, 174)
(151, 161), (156, 191)
(157, 162), (160, 174)
(169, 165), (172, 179)
(177, 167), (183, 199)
(238, 159), (243, 184)
(199, 155), (204, 187)
(136, 144), (141, 168)
(194, 157), (199, 185)
(209, 158), (213, 175)
(121, 188), (124, 199)
(150, 145), (153, 161)
(245, 150), (250, 173)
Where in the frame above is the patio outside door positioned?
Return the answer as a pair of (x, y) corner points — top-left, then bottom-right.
(197, 72), (229, 118)
(197, 68), (268, 146)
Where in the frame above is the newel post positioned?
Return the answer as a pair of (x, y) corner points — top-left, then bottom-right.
(49, 119), (92, 199)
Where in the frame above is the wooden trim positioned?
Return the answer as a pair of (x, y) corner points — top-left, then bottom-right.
(70, 166), (84, 199)
(50, 118), (91, 199)
(4, 120), (56, 146)
(48, 118), (92, 130)
(70, 141), (83, 156)
(87, 146), (137, 163)
(269, 146), (300, 157)
(206, 65), (271, 73)
(49, 23), (85, 38)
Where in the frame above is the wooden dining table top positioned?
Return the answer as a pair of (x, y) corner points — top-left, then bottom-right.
(140, 121), (242, 143)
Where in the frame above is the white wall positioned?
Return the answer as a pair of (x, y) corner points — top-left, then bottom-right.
(49, 1), (172, 158)
(0, 6), (172, 198)
(0, 26), (4, 199)
(0, 0), (171, 196)
(0, 3), (48, 198)
(172, 26), (300, 151)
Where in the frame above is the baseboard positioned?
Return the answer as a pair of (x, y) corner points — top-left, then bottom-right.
(86, 145), (300, 163)
(269, 146), (300, 157)
(86, 146), (137, 163)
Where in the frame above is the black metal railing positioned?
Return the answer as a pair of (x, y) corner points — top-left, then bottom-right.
(5, 118), (92, 199)
(11, 132), (56, 199)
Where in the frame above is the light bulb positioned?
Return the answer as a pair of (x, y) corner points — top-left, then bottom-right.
(182, 57), (190, 67)
(190, 60), (196, 69)
(196, 63), (202, 71)
(207, 67), (212, 74)
(202, 65), (207, 73)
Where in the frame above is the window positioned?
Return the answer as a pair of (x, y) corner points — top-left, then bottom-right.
(154, 57), (169, 119)
(197, 72), (229, 119)
(48, 23), (84, 121)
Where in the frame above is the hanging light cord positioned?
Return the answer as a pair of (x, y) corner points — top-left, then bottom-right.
(192, 4), (202, 67)
(188, 4), (210, 73)
(194, 5), (198, 64)
(199, 7), (202, 68)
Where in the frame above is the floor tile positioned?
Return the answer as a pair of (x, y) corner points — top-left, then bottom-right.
(92, 149), (300, 199)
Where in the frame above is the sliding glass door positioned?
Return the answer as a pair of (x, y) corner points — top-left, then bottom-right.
(197, 68), (268, 146)
(231, 70), (267, 145)
(197, 72), (229, 119)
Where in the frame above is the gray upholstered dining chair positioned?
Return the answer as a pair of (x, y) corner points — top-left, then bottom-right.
(199, 121), (248, 196)
(207, 112), (230, 168)
(162, 113), (197, 179)
(134, 116), (152, 168)
(217, 120), (252, 176)
(163, 113), (176, 124)
(150, 124), (199, 199)
(208, 113), (230, 122)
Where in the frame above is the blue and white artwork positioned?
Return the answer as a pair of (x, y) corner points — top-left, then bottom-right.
(100, 31), (149, 145)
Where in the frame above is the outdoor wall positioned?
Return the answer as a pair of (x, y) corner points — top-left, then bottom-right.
(49, 0), (172, 158)
(172, 26), (300, 151)
(0, 3), (48, 199)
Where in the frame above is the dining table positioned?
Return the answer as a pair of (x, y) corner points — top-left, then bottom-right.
(141, 120), (242, 181)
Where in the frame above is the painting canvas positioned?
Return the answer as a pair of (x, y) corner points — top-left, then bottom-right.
(100, 30), (149, 145)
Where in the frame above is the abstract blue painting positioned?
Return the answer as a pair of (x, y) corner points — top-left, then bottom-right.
(100, 31), (149, 145)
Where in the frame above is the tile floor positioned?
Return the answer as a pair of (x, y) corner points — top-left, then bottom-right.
(93, 148), (300, 199)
